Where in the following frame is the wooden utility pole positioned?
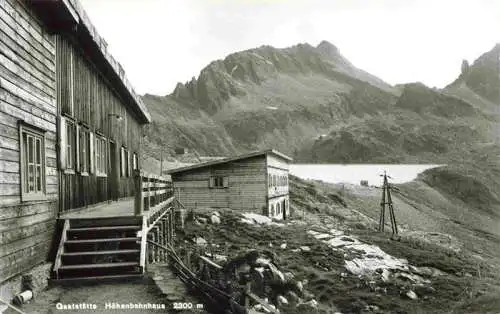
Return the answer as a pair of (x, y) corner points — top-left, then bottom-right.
(378, 171), (399, 238)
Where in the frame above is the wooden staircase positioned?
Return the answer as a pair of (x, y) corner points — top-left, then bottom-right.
(52, 216), (145, 282)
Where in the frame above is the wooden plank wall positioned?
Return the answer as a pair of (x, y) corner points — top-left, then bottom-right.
(0, 0), (58, 283)
(56, 35), (141, 212)
(172, 156), (268, 211)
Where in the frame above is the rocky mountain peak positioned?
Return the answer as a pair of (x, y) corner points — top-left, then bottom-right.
(316, 40), (339, 57)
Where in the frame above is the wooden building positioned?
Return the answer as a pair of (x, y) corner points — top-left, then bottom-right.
(167, 149), (292, 220)
(0, 0), (151, 293)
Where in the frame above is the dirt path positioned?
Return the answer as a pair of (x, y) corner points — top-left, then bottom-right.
(11, 276), (201, 314)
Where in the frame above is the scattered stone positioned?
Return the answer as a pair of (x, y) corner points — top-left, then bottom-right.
(285, 291), (300, 303)
(298, 299), (318, 309)
(365, 305), (380, 312)
(296, 281), (304, 292)
(269, 242), (273, 247)
(210, 214), (221, 224)
(340, 236), (355, 242)
(283, 272), (294, 281)
(277, 295), (288, 305)
(405, 290), (418, 300)
(197, 217), (208, 224)
(280, 243), (287, 249)
(194, 237), (207, 246)
(300, 246), (311, 252)
(268, 263), (285, 283)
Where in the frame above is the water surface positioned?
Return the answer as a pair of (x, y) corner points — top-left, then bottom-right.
(290, 164), (444, 187)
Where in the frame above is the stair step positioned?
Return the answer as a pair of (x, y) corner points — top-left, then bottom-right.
(65, 237), (140, 244)
(59, 262), (139, 270)
(50, 274), (143, 285)
(62, 249), (140, 256)
(68, 226), (141, 232)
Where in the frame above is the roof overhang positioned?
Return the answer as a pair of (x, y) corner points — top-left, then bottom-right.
(167, 149), (293, 174)
(30, 0), (151, 124)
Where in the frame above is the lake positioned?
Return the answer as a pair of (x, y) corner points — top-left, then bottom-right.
(289, 164), (445, 187)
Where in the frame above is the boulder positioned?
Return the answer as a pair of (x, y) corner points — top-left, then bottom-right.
(280, 243), (287, 249)
(210, 214), (221, 224)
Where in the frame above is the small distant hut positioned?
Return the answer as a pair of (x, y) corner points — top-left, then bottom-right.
(360, 180), (369, 187)
(167, 149), (292, 220)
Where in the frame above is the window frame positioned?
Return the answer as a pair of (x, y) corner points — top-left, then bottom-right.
(209, 176), (228, 189)
(63, 117), (77, 174)
(95, 135), (107, 177)
(19, 121), (47, 202)
(120, 146), (129, 177)
(132, 152), (138, 171)
(78, 126), (90, 176)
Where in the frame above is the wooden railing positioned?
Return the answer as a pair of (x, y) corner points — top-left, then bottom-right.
(134, 170), (176, 271)
(147, 241), (278, 313)
(134, 169), (174, 216)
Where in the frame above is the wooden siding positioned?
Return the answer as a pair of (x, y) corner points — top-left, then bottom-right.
(56, 35), (141, 212)
(172, 156), (267, 211)
(0, 0), (57, 283)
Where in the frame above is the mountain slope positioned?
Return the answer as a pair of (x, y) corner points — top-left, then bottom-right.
(142, 42), (498, 166)
(142, 41), (401, 158)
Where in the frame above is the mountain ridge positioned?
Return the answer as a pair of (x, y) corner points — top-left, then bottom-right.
(141, 42), (499, 201)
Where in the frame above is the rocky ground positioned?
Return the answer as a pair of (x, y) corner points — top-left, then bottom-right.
(176, 175), (500, 314)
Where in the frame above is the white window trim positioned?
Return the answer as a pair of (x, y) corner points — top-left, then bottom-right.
(19, 121), (47, 202)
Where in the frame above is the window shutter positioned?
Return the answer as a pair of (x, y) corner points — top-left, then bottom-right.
(127, 150), (131, 177)
(120, 147), (125, 177)
(223, 176), (229, 188)
(89, 132), (94, 174)
(209, 177), (214, 188)
(58, 117), (66, 170)
(75, 124), (80, 172)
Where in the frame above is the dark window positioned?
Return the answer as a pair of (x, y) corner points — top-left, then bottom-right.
(209, 176), (228, 189)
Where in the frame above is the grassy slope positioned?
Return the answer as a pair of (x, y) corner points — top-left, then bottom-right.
(290, 175), (500, 313)
(177, 175), (500, 314)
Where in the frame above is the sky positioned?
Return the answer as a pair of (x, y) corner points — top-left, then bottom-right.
(80, 0), (500, 96)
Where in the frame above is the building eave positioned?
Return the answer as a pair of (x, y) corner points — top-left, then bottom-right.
(167, 149), (293, 174)
(30, 0), (151, 124)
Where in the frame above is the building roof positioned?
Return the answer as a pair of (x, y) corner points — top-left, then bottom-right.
(31, 0), (151, 124)
(166, 149), (293, 174)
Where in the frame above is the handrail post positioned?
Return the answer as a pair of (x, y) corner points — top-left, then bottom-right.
(134, 169), (143, 216)
(148, 175), (153, 210)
